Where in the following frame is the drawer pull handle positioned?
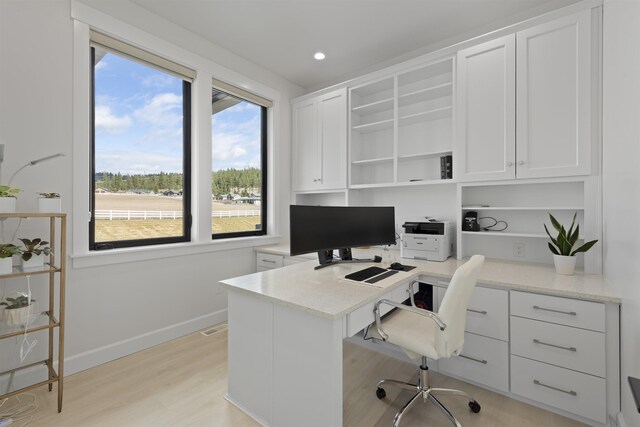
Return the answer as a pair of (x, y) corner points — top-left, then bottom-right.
(533, 380), (577, 396)
(533, 339), (577, 352)
(459, 354), (488, 364)
(532, 305), (577, 316)
(262, 259), (277, 264)
(467, 308), (487, 315)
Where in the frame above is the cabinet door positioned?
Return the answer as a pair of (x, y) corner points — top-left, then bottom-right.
(516, 11), (591, 178)
(455, 35), (516, 181)
(292, 98), (320, 191)
(318, 89), (347, 190)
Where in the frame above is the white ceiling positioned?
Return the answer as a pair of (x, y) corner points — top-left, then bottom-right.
(89, 0), (582, 90)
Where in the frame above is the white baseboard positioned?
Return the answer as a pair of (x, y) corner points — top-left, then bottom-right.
(64, 308), (228, 376)
(225, 393), (269, 427)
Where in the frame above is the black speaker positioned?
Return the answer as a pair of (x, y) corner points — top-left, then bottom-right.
(339, 248), (352, 260)
(462, 211), (480, 231)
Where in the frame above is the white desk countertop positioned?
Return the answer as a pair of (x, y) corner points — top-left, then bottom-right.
(220, 246), (620, 320)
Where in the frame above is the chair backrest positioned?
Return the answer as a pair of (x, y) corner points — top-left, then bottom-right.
(434, 255), (485, 358)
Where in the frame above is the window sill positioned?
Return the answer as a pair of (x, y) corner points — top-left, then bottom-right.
(71, 235), (282, 269)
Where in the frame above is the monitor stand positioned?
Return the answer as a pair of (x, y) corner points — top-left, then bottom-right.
(314, 248), (382, 270)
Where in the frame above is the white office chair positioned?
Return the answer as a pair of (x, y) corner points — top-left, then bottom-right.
(371, 255), (485, 427)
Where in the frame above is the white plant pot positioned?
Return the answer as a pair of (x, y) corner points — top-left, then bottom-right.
(2, 305), (33, 327)
(38, 197), (61, 213)
(553, 254), (577, 275)
(0, 257), (13, 275)
(21, 255), (44, 270)
(0, 197), (16, 213)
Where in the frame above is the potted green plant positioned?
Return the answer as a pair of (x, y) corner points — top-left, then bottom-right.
(0, 243), (20, 275)
(0, 185), (20, 213)
(37, 192), (61, 213)
(544, 213), (598, 275)
(18, 238), (51, 270)
(1, 293), (35, 327)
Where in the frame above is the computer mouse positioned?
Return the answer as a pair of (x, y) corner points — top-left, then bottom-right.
(389, 262), (404, 270)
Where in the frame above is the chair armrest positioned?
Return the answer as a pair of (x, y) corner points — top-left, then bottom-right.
(407, 280), (420, 307)
(374, 299), (447, 341)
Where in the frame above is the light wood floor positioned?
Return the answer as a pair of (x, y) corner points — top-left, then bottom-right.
(20, 327), (586, 426)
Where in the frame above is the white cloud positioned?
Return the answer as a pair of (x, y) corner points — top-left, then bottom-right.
(95, 105), (132, 134)
(95, 59), (108, 71)
(134, 93), (182, 127)
(95, 151), (182, 175)
(141, 74), (176, 89)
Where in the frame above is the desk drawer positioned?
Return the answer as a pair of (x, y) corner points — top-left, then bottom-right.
(511, 355), (606, 424)
(510, 316), (605, 377)
(437, 286), (508, 341)
(346, 285), (409, 338)
(511, 291), (605, 332)
(438, 332), (509, 392)
(256, 252), (284, 270)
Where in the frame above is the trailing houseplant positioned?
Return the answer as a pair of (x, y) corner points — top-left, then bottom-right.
(1, 293), (35, 327)
(0, 185), (20, 213)
(18, 238), (51, 269)
(0, 243), (20, 275)
(544, 213), (598, 275)
(37, 192), (62, 213)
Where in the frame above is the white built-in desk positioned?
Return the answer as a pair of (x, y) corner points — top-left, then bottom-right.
(220, 248), (620, 427)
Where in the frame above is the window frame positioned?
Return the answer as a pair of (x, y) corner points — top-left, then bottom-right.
(211, 103), (268, 240)
(88, 46), (193, 250)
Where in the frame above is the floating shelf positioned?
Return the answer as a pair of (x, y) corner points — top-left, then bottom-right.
(351, 157), (394, 166)
(399, 83), (452, 107)
(398, 150), (452, 161)
(352, 118), (394, 133)
(349, 179), (456, 190)
(461, 231), (585, 239)
(399, 106), (452, 126)
(461, 206), (585, 211)
(351, 97), (394, 115)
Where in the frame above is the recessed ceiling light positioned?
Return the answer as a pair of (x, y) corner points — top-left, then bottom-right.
(314, 52), (326, 61)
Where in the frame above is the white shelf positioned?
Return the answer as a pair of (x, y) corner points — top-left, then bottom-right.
(349, 179), (456, 190)
(461, 206), (584, 211)
(399, 83), (452, 106)
(461, 231), (585, 239)
(399, 106), (452, 126)
(351, 97), (394, 115)
(398, 150), (452, 161)
(351, 157), (394, 166)
(352, 118), (394, 133)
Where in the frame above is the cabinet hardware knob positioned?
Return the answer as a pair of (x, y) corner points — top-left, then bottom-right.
(459, 354), (488, 364)
(518, 161), (525, 165)
(533, 339), (577, 352)
(467, 308), (487, 315)
(507, 162), (513, 166)
(532, 305), (577, 316)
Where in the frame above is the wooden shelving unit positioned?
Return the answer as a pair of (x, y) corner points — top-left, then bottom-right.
(0, 213), (66, 412)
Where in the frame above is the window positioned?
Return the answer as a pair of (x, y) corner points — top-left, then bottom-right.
(89, 32), (194, 249)
(211, 81), (269, 239)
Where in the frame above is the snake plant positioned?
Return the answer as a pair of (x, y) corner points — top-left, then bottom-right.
(544, 213), (598, 256)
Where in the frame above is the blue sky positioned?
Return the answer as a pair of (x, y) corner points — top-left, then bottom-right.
(94, 51), (261, 175)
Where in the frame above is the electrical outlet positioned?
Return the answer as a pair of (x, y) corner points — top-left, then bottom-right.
(513, 243), (525, 257)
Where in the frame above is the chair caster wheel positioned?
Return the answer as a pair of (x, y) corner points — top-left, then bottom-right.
(376, 388), (386, 399)
(469, 400), (481, 413)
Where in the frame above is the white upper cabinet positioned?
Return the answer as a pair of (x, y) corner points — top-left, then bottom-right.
(455, 11), (592, 182)
(292, 88), (347, 192)
(516, 11), (591, 178)
(455, 35), (516, 181)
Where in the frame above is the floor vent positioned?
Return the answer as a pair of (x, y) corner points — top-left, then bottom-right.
(201, 323), (228, 337)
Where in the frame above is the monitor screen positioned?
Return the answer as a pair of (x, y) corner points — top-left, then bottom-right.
(290, 205), (396, 256)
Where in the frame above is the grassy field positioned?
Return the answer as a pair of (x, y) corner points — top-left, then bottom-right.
(94, 194), (261, 241)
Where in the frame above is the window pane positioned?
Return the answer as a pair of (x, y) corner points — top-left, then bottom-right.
(211, 89), (265, 236)
(92, 48), (189, 246)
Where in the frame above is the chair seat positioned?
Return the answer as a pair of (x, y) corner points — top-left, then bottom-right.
(377, 308), (442, 361)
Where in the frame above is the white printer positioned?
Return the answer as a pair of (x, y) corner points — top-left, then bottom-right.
(400, 221), (454, 262)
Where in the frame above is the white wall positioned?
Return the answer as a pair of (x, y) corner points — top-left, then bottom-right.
(0, 0), (303, 375)
(602, 0), (640, 425)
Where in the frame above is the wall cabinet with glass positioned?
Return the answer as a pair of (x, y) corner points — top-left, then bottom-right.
(349, 57), (455, 188)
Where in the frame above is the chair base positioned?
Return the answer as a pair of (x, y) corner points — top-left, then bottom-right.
(376, 360), (481, 427)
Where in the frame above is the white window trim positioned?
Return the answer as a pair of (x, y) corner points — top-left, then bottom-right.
(72, 3), (282, 268)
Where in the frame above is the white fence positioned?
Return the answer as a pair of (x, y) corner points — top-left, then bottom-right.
(95, 210), (260, 220)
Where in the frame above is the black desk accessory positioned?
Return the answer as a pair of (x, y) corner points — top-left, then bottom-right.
(462, 211), (480, 231)
(388, 262), (417, 272)
(629, 376), (640, 413)
(345, 266), (387, 281)
(365, 270), (398, 283)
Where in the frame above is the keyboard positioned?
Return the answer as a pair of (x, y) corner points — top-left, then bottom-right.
(345, 266), (387, 282)
(365, 270), (398, 284)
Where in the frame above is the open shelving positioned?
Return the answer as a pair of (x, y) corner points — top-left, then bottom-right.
(349, 56), (455, 189)
(0, 213), (66, 412)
